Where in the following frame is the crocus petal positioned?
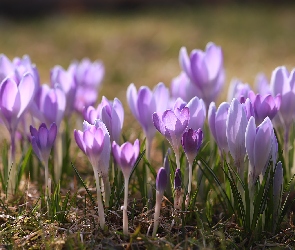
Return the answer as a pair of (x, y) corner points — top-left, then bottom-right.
(245, 116), (256, 169)
(208, 102), (217, 141)
(126, 83), (139, 121)
(31, 137), (42, 162)
(226, 98), (247, 164)
(186, 96), (206, 130)
(38, 126), (48, 149)
(74, 129), (86, 154)
(253, 117), (273, 177)
(48, 123), (57, 146)
(215, 102), (230, 152)
(179, 47), (192, 79)
(156, 167), (168, 193)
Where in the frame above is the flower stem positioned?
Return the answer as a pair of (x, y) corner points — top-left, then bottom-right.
(145, 136), (153, 209)
(8, 131), (16, 194)
(102, 174), (110, 208)
(123, 176), (129, 235)
(152, 190), (163, 237)
(43, 160), (50, 212)
(94, 170), (105, 229)
(284, 124), (290, 181)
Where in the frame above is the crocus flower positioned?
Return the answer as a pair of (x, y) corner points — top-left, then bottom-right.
(71, 58), (105, 113)
(127, 82), (169, 160)
(50, 65), (76, 117)
(179, 42), (225, 107)
(226, 98), (248, 175)
(248, 90), (281, 125)
(32, 84), (66, 127)
(242, 98), (254, 121)
(152, 167), (168, 237)
(186, 97), (206, 130)
(227, 78), (251, 103)
(84, 96), (124, 143)
(74, 119), (111, 229)
(255, 73), (272, 96)
(0, 54), (40, 86)
(170, 72), (200, 103)
(30, 123), (57, 164)
(271, 66), (295, 130)
(153, 106), (189, 169)
(112, 139), (140, 235)
(0, 73), (36, 193)
(173, 97), (206, 130)
(30, 123), (57, 200)
(208, 102), (230, 155)
(270, 66), (295, 177)
(182, 128), (203, 195)
(245, 116), (275, 188)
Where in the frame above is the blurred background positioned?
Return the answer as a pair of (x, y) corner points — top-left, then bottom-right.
(0, 1), (294, 105)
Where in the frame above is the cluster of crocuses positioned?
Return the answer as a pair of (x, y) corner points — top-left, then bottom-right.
(0, 40), (293, 237)
(0, 54), (104, 194)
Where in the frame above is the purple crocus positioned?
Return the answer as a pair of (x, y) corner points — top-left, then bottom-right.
(112, 139), (140, 235)
(182, 128), (203, 166)
(182, 128), (203, 197)
(152, 106), (189, 169)
(245, 116), (275, 188)
(30, 123), (57, 200)
(186, 97), (206, 130)
(71, 58), (105, 113)
(271, 66), (295, 130)
(112, 139), (140, 180)
(248, 90), (281, 125)
(30, 123), (57, 164)
(208, 102), (230, 155)
(170, 71), (200, 103)
(226, 98), (248, 175)
(32, 84), (66, 127)
(255, 73), (272, 96)
(152, 167), (168, 237)
(74, 119), (111, 229)
(50, 65), (76, 117)
(173, 96), (206, 130)
(0, 54), (40, 86)
(84, 96), (124, 143)
(127, 82), (169, 160)
(0, 73), (36, 193)
(227, 78), (251, 103)
(179, 42), (225, 107)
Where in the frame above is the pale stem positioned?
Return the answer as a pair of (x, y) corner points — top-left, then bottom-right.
(174, 187), (183, 210)
(145, 136), (153, 208)
(284, 124), (290, 181)
(123, 176), (129, 235)
(185, 162), (193, 208)
(145, 136), (152, 162)
(152, 190), (163, 237)
(54, 131), (62, 183)
(8, 131), (16, 194)
(102, 174), (111, 208)
(188, 162), (193, 195)
(175, 150), (180, 170)
(248, 173), (255, 222)
(44, 160), (49, 212)
(94, 170), (105, 229)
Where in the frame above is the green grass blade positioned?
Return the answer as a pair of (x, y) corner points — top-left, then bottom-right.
(71, 162), (96, 208)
